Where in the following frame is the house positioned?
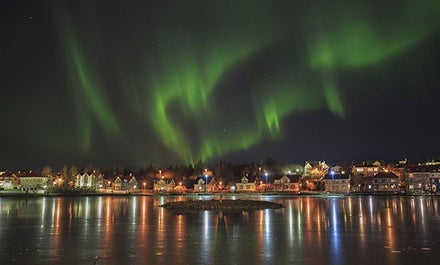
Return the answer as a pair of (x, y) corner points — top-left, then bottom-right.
(75, 172), (102, 189)
(19, 175), (50, 193)
(273, 175), (301, 192)
(304, 161), (329, 179)
(350, 161), (384, 192)
(323, 173), (350, 193)
(127, 176), (138, 191)
(352, 161), (383, 177)
(114, 175), (139, 191)
(206, 177), (218, 192)
(373, 172), (400, 194)
(430, 175), (440, 194)
(0, 173), (19, 190)
(389, 159), (409, 178)
(154, 178), (176, 193)
(193, 178), (208, 192)
(113, 176), (123, 190)
(236, 176), (255, 192)
(403, 165), (440, 195)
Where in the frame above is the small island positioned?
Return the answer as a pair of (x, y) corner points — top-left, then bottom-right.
(160, 199), (284, 212)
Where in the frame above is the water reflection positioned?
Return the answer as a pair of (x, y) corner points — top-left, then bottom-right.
(0, 196), (439, 265)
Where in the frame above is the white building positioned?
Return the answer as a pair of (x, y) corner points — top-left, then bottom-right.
(75, 172), (101, 189)
(236, 176), (255, 192)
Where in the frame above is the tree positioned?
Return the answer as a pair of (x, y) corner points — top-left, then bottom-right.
(42, 166), (53, 177)
(68, 166), (78, 187)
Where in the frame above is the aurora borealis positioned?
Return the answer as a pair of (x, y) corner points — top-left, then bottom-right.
(1, 0), (439, 168)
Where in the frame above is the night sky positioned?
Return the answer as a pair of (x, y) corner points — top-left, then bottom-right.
(1, 0), (439, 169)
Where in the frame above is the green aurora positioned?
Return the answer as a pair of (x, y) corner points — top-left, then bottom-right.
(46, 0), (439, 165)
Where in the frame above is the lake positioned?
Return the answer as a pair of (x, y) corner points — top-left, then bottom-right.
(0, 195), (439, 265)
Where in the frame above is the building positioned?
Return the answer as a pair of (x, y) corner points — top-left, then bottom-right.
(0, 173), (19, 190)
(352, 161), (383, 177)
(127, 176), (138, 191)
(19, 175), (50, 193)
(304, 161), (329, 178)
(206, 177), (218, 192)
(236, 176), (255, 192)
(154, 178), (176, 193)
(75, 172), (102, 189)
(273, 175), (301, 192)
(403, 165), (440, 195)
(193, 177), (208, 192)
(373, 172), (400, 194)
(114, 175), (139, 192)
(351, 161), (383, 192)
(323, 173), (350, 193)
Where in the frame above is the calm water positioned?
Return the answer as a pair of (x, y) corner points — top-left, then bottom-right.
(0, 195), (439, 265)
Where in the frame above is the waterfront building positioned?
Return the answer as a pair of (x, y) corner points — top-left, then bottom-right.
(154, 178), (176, 193)
(351, 161), (383, 192)
(323, 173), (350, 193)
(236, 176), (256, 192)
(193, 177), (207, 192)
(0, 172), (19, 190)
(75, 172), (102, 189)
(372, 172), (400, 194)
(273, 175), (301, 192)
(113, 175), (139, 191)
(403, 165), (440, 195)
(207, 177), (218, 192)
(19, 175), (50, 193)
(127, 176), (138, 191)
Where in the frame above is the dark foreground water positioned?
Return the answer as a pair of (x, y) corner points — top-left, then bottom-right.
(1, 195), (439, 265)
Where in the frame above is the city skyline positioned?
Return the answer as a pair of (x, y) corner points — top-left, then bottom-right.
(1, 1), (439, 169)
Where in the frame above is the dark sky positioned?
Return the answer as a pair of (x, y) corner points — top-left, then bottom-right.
(1, 0), (439, 169)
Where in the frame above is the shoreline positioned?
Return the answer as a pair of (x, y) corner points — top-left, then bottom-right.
(0, 190), (438, 198)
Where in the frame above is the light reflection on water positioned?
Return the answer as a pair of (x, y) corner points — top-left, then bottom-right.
(0, 196), (439, 265)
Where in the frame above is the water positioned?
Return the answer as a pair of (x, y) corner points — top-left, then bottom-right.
(0, 195), (439, 265)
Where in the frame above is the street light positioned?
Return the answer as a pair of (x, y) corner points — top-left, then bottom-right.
(264, 172), (268, 191)
(330, 171), (335, 192)
(204, 168), (208, 192)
